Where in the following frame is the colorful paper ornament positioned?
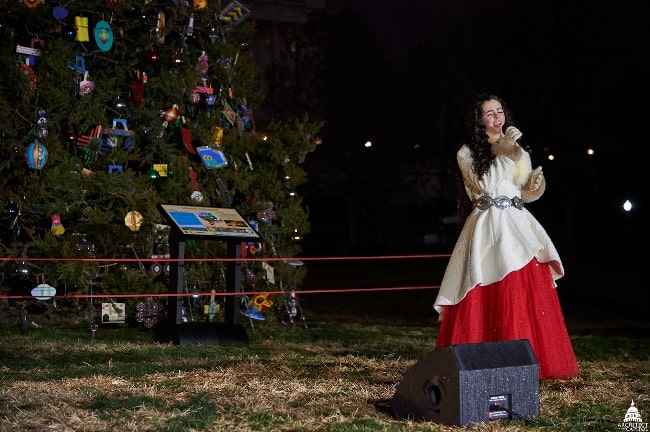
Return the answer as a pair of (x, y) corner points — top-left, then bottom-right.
(35, 108), (48, 139)
(197, 146), (228, 169)
(153, 163), (168, 176)
(52, 6), (69, 20)
(94, 20), (114, 51)
(161, 104), (179, 127)
(19, 61), (37, 98)
(51, 214), (65, 235)
(79, 71), (95, 96)
(252, 293), (273, 312)
(125, 211), (143, 232)
(15, 37), (45, 67)
(156, 11), (165, 44)
(26, 140), (48, 169)
(74, 16), (89, 42)
(32, 283), (56, 300)
(181, 124), (196, 154)
(219, 1), (251, 25)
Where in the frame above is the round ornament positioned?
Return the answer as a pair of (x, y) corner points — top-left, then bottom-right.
(125, 211), (143, 232)
(26, 140), (48, 169)
(53, 6), (69, 19)
(94, 20), (114, 51)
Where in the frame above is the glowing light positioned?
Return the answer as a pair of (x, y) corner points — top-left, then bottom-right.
(623, 200), (632, 212)
(364, 140), (372, 148)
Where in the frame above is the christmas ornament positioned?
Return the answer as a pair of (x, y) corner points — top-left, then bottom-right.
(194, 0), (207, 9)
(206, 289), (218, 320)
(241, 305), (265, 320)
(208, 27), (219, 43)
(210, 126), (223, 145)
(52, 6), (69, 20)
(74, 16), (89, 42)
(51, 214), (65, 235)
(136, 297), (163, 328)
(79, 71), (95, 96)
(147, 167), (160, 179)
(181, 124), (196, 154)
(252, 293), (273, 312)
(108, 164), (123, 173)
(196, 51), (209, 74)
(185, 14), (195, 37)
(94, 20), (114, 51)
(76, 125), (105, 162)
(219, 1), (251, 26)
(156, 11), (165, 44)
(24, 0), (42, 8)
(191, 190), (204, 202)
(19, 61), (37, 98)
(153, 164), (168, 177)
(197, 146), (228, 169)
(16, 38), (44, 67)
(161, 104), (179, 127)
(26, 140), (48, 169)
(35, 108), (48, 139)
(32, 283), (56, 300)
(125, 211), (143, 232)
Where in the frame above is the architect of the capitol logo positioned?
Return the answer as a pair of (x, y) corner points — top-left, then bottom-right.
(618, 401), (648, 431)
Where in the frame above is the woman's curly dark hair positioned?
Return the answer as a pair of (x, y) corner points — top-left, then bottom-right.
(455, 93), (515, 228)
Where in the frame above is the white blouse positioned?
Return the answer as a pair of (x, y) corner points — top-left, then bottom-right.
(433, 144), (564, 313)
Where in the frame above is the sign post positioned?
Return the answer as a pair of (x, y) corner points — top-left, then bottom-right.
(157, 204), (262, 345)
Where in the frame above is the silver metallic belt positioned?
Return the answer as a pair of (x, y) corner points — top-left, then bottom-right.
(474, 195), (524, 210)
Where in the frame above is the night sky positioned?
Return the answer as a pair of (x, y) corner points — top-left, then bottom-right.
(304, 0), (647, 271)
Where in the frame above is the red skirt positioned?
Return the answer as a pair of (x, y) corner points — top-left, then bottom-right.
(435, 258), (579, 380)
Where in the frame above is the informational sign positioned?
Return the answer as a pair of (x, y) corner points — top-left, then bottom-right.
(158, 204), (261, 241)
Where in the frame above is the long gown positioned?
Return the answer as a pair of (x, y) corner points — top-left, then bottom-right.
(433, 144), (579, 380)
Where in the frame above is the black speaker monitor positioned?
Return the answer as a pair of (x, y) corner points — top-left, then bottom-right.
(390, 339), (539, 426)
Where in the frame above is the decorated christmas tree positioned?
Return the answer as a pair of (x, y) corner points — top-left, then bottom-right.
(0, 0), (322, 327)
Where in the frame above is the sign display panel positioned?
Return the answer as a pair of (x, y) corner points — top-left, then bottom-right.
(158, 204), (261, 241)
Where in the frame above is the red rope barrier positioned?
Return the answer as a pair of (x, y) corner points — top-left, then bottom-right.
(0, 285), (441, 301)
(0, 254), (448, 301)
(0, 254), (450, 263)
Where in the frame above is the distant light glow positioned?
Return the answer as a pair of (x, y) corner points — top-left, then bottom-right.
(623, 200), (632, 212)
(586, 148), (595, 155)
(364, 140), (372, 148)
(547, 154), (555, 161)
